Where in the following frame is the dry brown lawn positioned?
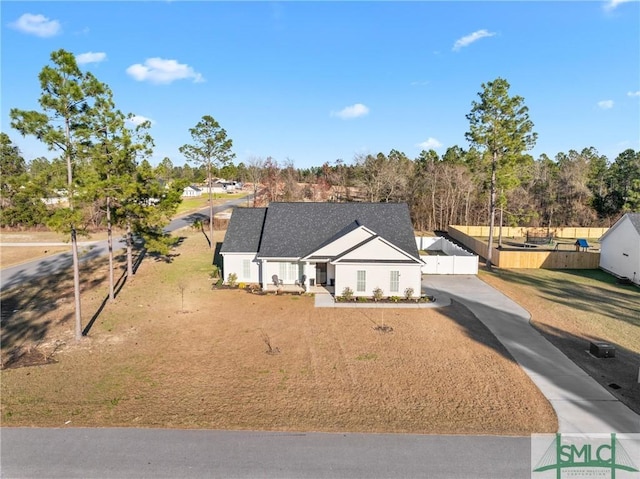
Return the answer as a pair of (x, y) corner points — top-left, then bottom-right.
(1, 229), (557, 434)
(0, 230), (111, 268)
(1, 245), (70, 268)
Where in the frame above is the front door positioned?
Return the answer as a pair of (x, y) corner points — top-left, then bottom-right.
(315, 263), (327, 285)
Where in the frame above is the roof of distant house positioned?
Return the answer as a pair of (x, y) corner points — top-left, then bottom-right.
(600, 211), (640, 241)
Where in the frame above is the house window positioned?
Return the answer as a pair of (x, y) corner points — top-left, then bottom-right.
(289, 263), (298, 282)
(279, 263), (287, 281)
(356, 270), (366, 292)
(390, 271), (400, 293)
(278, 262), (299, 282)
(242, 259), (251, 279)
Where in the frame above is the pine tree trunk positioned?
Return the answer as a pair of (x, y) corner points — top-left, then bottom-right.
(66, 117), (83, 341)
(127, 221), (134, 278)
(71, 227), (83, 340)
(107, 195), (114, 301)
(208, 163), (214, 249)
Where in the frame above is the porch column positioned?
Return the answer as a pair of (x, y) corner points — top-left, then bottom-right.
(304, 262), (311, 290)
(261, 259), (267, 290)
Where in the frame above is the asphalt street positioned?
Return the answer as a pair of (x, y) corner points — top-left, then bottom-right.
(0, 428), (533, 479)
(0, 196), (251, 292)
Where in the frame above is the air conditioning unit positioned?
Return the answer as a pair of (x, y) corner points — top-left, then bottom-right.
(590, 341), (616, 358)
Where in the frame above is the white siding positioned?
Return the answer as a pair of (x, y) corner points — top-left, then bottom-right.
(263, 260), (302, 285)
(309, 227), (374, 257)
(337, 237), (415, 262)
(416, 236), (478, 274)
(334, 263), (422, 298)
(600, 217), (640, 285)
(420, 255), (478, 275)
(222, 253), (260, 283)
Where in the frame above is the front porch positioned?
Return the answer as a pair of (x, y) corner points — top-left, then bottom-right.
(262, 284), (335, 295)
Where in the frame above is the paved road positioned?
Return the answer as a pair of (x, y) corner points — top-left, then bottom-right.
(0, 428), (533, 478)
(0, 196), (251, 292)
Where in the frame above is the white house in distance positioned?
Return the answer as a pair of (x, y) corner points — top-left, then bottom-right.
(220, 202), (424, 297)
(599, 212), (640, 286)
(182, 185), (202, 197)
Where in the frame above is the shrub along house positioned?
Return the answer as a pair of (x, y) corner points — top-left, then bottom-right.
(599, 212), (640, 286)
(220, 202), (424, 297)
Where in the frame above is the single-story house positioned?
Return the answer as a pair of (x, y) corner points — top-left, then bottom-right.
(599, 212), (640, 286)
(182, 185), (202, 197)
(220, 202), (424, 297)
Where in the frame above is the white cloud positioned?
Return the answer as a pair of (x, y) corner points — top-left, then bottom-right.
(453, 29), (496, 51)
(127, 115), (154, 126)
(628, 90), (640, 97)
(76, 52), (106, 65)
(331, 103), (370, 119)
(10, 13), (61, 37)
(597, 100), (614, 109)
(604, 0), (632, 11)
(126, 58), (204, 84)
(417, 138), (443, 150)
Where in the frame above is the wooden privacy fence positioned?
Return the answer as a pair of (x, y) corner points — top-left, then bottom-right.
(451, 225), (608, 239)
(448, 226), (601, 269)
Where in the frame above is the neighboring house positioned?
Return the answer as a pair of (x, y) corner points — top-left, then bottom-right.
(182, 185), (202, 197)
(599, 212), (640, 286)
(220, 202), (424, 297)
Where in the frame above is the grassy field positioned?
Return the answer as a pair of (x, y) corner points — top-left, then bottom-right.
(0, 228), (557, 434)
(0, 230), (112, 268)
(175, 193), (247, 216)
(480, 267), (640, 413)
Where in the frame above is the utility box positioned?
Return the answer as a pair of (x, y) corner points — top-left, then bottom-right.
(590, 341), (616, 358)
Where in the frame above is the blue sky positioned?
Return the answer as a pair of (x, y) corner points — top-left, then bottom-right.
(2, 1), (639, 169)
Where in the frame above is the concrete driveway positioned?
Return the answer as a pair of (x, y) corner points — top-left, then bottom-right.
(422, 275), (640, 434)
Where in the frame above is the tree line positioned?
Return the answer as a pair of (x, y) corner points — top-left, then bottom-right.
(229, 145), (639, 230)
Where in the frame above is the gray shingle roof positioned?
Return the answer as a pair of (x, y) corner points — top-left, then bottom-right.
(219, 208), (267, 253)
(628, 213), (640, 235)
(257, 202), (418, 258)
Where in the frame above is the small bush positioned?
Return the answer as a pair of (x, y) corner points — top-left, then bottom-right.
(404, 287), (414, 300)
(342, 286), (354, 301)
(227, 273), (238, 287)
(372, 287), (384, 302)
(389, 296), (401, 303)
(357, 296), (368, 303)
(216, 278), (223, 287)
(210, 265), (220, 279)
(238, 282), (246, 289)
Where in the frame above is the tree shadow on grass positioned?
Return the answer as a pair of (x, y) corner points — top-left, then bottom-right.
(0, 245), (149, 366)
(532, 321), (640, 414)
(438, 299), (520, 364)
(81, 249), (146, 337)
(485, 268), (640, 327)
(146, 236), (186, 264)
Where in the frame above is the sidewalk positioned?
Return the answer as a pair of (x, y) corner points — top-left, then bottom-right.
(422, 275), (640, 433)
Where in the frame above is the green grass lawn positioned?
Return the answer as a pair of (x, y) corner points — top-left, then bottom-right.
(174, 193), (247, 216)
